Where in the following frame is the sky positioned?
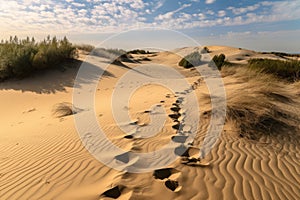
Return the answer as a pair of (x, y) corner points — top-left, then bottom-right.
(0, 0), (300, 52)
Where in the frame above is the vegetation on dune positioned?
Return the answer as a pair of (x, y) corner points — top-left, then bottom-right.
(52, 102), (83, 118)
(91, 48), (132, 63)
(261, 51), (300, 58)
(74, 44), (95, 52)
(210, 53), (226, 70)
(248, 58), (300, 81)
(127, 49), (152, 54)
(218, 67), (300, 140)
(0, 35), (76, 80)
(179, 51), (202, 68)
(201, 46), (210, 53)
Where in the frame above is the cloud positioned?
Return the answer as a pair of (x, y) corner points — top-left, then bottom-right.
(227, 4), (260, 15)
(1, 0), (300, 36)
(153, 0), (165, 11)
(218, 10), (226, 17)
(205, 0), (215, 4)
(155, 4), (191, 20)
(72, 2), (85, 7)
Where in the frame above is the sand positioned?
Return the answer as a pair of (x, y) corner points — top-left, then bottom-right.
(0, 46), (299, 199)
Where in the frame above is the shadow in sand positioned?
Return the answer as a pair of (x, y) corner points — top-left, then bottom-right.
(0, 59), (115, 94)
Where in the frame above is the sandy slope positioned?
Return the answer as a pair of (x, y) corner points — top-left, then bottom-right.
(0, 46), (299, 200)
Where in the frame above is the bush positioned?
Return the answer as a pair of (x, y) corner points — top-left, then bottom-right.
(127, 49), (151, 54)
(178, 51), (202, 68)
(211, 54), (226, 70)
(201, 46), (210, 53)
(74, 44), (95, 52)
(91, 48), (129, 63)
(248, 59), (300, 81)
(0, 35), (76, 80)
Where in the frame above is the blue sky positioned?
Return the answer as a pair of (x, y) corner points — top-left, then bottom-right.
(0, 0), (300, 52)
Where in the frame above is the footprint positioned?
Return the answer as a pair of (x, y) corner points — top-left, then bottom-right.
(165, 180), (181, 192)
(124, 135), (134, 139)
(101, 185), (124, 199)
(115, 152), (130, 163)
(153, 168), (180, 180)
(171, 135), (188, 143)
(181, 157), (210, 167)
(168, 113), (181, 120)
(172, 123), (181, 130)
(176, 97), (184, 104)
(170, 106), (180, 112)
(174, 145), (189, 157)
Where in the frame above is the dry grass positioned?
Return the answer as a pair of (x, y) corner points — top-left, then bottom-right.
(52, 102), (80, 118)
(205, 66), (300, 140)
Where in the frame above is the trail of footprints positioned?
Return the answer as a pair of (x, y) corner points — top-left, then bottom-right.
(101, 78), (207, 198)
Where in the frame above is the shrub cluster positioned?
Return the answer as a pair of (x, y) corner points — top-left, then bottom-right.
(261, 51), (300, 58)
(248, 59), (300, 81)
(211, 54), (226, 70)
(0, 36), (75, 80)
(201, 46), (210, 53)
(91, 48), (129, 62)
(127, 49), (151, 54)
(178, 51), (202, 68)
(74, 44), (95, 52)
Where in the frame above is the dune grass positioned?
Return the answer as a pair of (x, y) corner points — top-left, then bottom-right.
(52, 102), (82, 118)
(127, 49), (152, 54)
(74, 44), (95, 52)
(209, 67), (300, 140)
(0, 36), (76, 80)
(248, 58), (300, 81)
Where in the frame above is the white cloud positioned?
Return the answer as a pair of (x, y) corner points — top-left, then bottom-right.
(218, 10), (226, 17)
(153, 0), (165, 11)
(227, 4), (260, 15)
(205, 0), (215, 4)
(206, 10), (214, 15)
(1, 0), (300, 36)
(72, 2), (85, 7)
(155, 4), (191, 20)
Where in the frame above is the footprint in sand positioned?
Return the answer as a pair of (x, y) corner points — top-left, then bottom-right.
(172, 123), (181, 130)
(177, 147), (211, 167)
(100, 185), (125, 199)
(171, 135), (188, 143)
(168, 113), (181, 120)
(165, 179), (182, 192)
(153, 168), (181, 180)
(153, 168), (182, 192)
(124, 135), (134, 139)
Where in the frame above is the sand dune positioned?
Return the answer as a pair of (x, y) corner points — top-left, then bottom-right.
(0, 46), (299, 199)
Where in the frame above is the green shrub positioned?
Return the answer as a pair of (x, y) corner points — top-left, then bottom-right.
(211, 54), (226, 70)
(248, 59), (300, 81)
(0, 35), (76, 80)
(127, 49), (151, 54)
(92, 48), (127, 62)
(74, 44), (95, 52)
(201, 46), (210, 53)
(178, 51), (202, 68)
